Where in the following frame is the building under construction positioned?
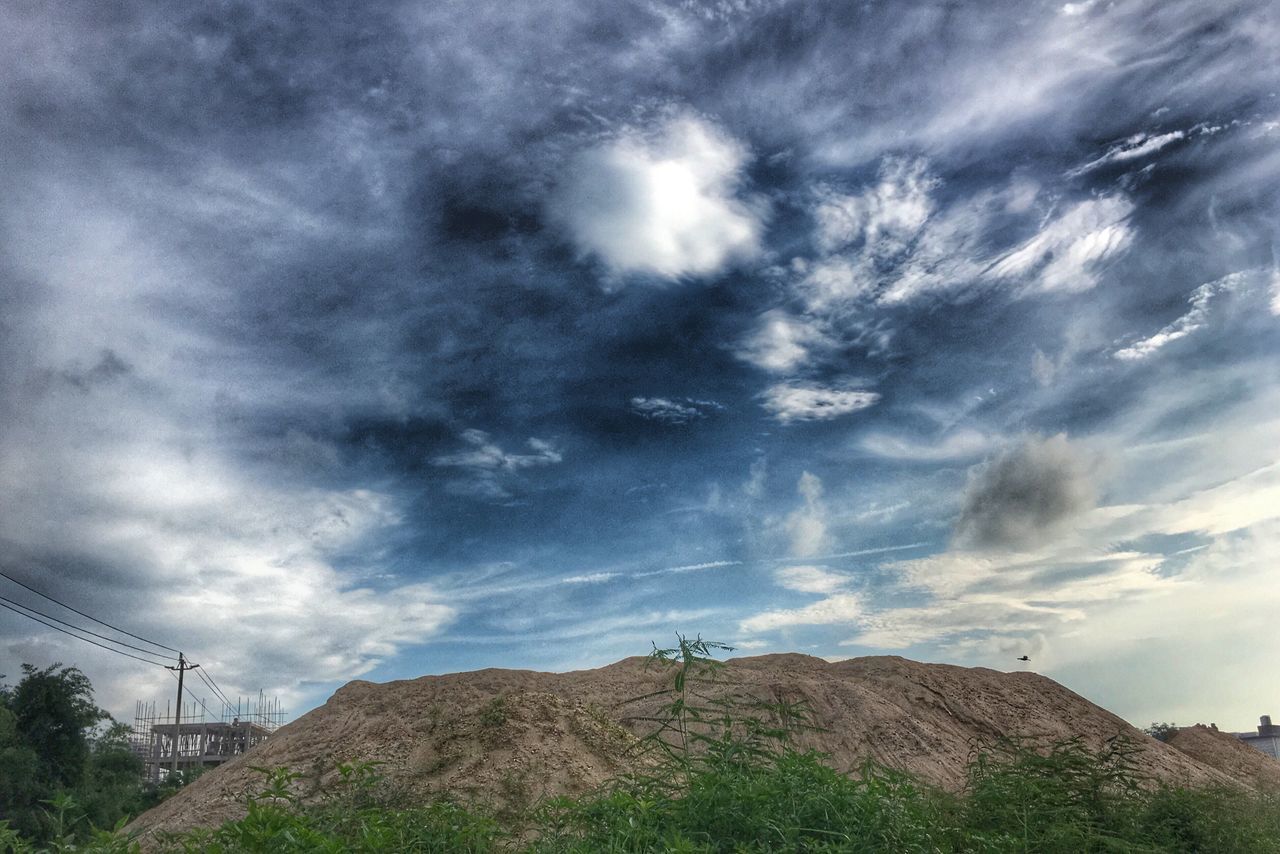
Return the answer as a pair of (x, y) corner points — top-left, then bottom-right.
(131, 692), (286, 782)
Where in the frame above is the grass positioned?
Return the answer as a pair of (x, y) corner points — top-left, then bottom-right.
(5, 635), (1280, 852)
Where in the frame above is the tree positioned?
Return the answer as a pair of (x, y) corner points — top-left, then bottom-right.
(0, 702), (41, 822)
(9, 664), (106, 792)
(0, 662), (147, 843)
(77, 722), (147, 831)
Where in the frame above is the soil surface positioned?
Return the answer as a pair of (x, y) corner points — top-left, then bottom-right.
(1166, 724), (1280, 790)
(126, 654), (1276, 844)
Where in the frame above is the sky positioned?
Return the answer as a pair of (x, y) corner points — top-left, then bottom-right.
(1, 0), (1278, 733)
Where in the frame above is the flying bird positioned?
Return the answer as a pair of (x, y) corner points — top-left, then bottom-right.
(1016, 655), (1030, 662)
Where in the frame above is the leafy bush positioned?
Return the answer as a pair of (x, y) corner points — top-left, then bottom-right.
(0, 664), (149, 844)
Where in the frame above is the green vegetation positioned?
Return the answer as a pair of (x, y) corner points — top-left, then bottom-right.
(0, 664), (162, 845)
(4, 642), (1280, 852)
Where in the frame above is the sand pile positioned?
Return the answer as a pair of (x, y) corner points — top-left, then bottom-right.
(1166, 724), (1280, 790)
(127, 653), (1272, 842)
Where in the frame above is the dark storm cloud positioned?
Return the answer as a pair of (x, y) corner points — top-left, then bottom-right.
(37, 349), (132, 393)
(954, 436), (1097, 551)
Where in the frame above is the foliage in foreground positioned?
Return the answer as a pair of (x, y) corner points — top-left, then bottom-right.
(5, 637), (1280, 852)
(6, 742), (1280, 854)
(1, 664), (163, 845)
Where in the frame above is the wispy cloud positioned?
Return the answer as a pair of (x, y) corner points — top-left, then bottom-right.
(630, 396), (722, 424)
(985, 196), (1134, 293)
(431, 429), (563, 501)
(1068, 130), (1187, 176)
(762, 384), (880, 423)
(561, 571), (620, 584)
(773, 542), (930, 562)
(1114, 272), (1246, 360)
(812, 158), (936, 256)
(792, 165), (1134, 313)
(1059, 0), (1102, 15)
(432, 429), (563, 471)
(775, 564), (851, 594)
(634, 559), (742, 578)
(860, 429), (997, 462)
(740, 593), (861, 633)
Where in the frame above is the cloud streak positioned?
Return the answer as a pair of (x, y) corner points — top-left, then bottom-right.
(1114, 272), (1247, 360)
(762, 385), (880, 423)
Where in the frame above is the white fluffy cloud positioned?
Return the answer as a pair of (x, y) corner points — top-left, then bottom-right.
(0, 443), (456, 716)
(784, 471), (829, 558)
(552, 113), (764, 279)
(762, 384), (880, 423)
(735, 309), (831, 373)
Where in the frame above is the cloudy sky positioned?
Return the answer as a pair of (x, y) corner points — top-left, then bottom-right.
(2, 0), (1278, 731)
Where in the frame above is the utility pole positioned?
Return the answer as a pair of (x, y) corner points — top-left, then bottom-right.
(166, 653), (199, 778)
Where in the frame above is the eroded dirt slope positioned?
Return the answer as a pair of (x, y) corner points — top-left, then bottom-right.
(127, 654), (1254, 843)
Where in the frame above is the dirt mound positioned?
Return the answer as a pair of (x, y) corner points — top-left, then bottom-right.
(127, 654), (1251, 843)
(1167, 725), (1280, 790)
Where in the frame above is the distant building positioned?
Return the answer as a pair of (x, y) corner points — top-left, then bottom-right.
(140, 720), (273, 782)
(1236, 715), (1280, 759)
(130, 694), (285, 782)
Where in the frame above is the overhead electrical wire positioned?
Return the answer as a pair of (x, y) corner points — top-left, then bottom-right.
(166, 669), (221, 720)
(199, 668), (234, 708)
(0, 570), (246, 718)
(0, 594), (177, 663)
(0, 600), (171, 669)
(195, 668), (233, 711)
(0, 569), (180, 654)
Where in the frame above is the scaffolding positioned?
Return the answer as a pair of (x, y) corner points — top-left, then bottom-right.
(131, 691), (286, 782)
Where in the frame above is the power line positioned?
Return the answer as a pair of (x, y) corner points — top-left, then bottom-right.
(0, 569), (180, 654)
(194, 667), (233, 711)
(199, 668), (233, 707)
(0, 594), (177, 663)
(0, 571), (250, 727)
(193, 668), (221, 706)
(167, 670), (219, 719)
(0, 600), (170, 669)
